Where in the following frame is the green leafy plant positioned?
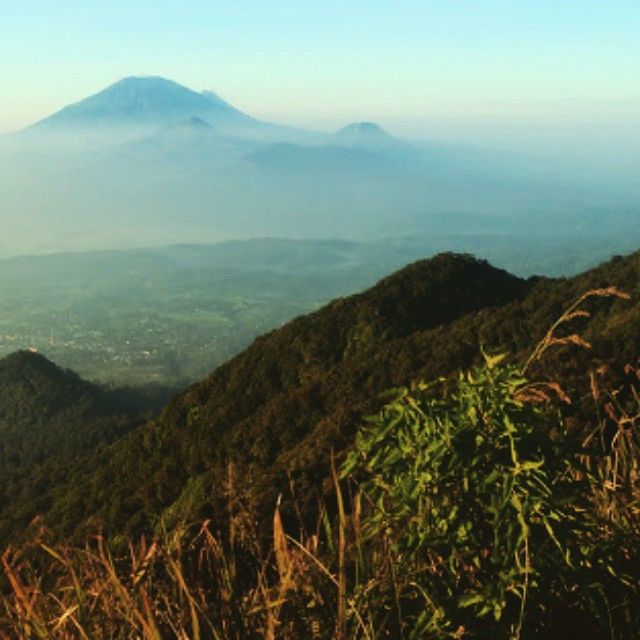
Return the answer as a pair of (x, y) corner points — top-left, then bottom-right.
(341, 336), (638, 638)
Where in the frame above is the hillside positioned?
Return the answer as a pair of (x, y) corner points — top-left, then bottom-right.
(0, 351), (170, 541)
(2, 249), (638, 547)
(0, 350), (97, 424)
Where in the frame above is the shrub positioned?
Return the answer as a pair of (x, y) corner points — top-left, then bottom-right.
(341, 352), (639, 638)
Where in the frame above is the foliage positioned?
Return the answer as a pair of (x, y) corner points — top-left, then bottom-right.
(1, 280), (640, 638)
(341, 355), (638, 638)
(1, 250), (640, 549)
(0, 351), (169, 544)
(2, 357), (638, 638)
(17, 253), (531, 543)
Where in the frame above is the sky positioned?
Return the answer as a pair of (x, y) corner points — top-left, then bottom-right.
(1, 0), (639, 150)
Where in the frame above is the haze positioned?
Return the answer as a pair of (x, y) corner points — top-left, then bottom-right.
(1, 1), (639, 264)
(2, 1), (639, 150)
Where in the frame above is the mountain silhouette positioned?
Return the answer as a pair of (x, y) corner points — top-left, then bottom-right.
(30, 76), (263, 135)
(335, 121), (404, 151)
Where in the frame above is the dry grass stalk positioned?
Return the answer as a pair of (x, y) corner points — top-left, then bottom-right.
(523, 287), (630, 374)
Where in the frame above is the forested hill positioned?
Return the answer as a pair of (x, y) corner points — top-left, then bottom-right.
(0, 351), (170, 542)
(2, 250), (640, 545)
(0, 351), (97, 423)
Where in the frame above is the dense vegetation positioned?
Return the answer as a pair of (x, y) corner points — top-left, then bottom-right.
(0, 249), (639, 638)
(2, 332), (638, 638)
(3, 254), (527, 543)
(0, 351), (170, 544)
(0, 249), (638, 552)
(339, 351), (639, 637)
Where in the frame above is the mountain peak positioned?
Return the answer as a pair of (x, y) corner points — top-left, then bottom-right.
(110, 75), (184, 89)
(30, 76), (253, 132)
(335, 121), (400, 150)
(0, 350), (83, 386)
(0, 350), (98, 422)
(353, 253), (527, 339)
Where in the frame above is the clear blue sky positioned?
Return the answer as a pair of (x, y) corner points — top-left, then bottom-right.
(2, 0), (639, 149)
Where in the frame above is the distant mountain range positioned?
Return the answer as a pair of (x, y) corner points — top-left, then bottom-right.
(21, 76), (413, 156)
(24, 75), (369, 146)
(1, 75), (638, 257)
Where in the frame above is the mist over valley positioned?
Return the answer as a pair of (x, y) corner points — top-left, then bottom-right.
(2, 76), (638, 257)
